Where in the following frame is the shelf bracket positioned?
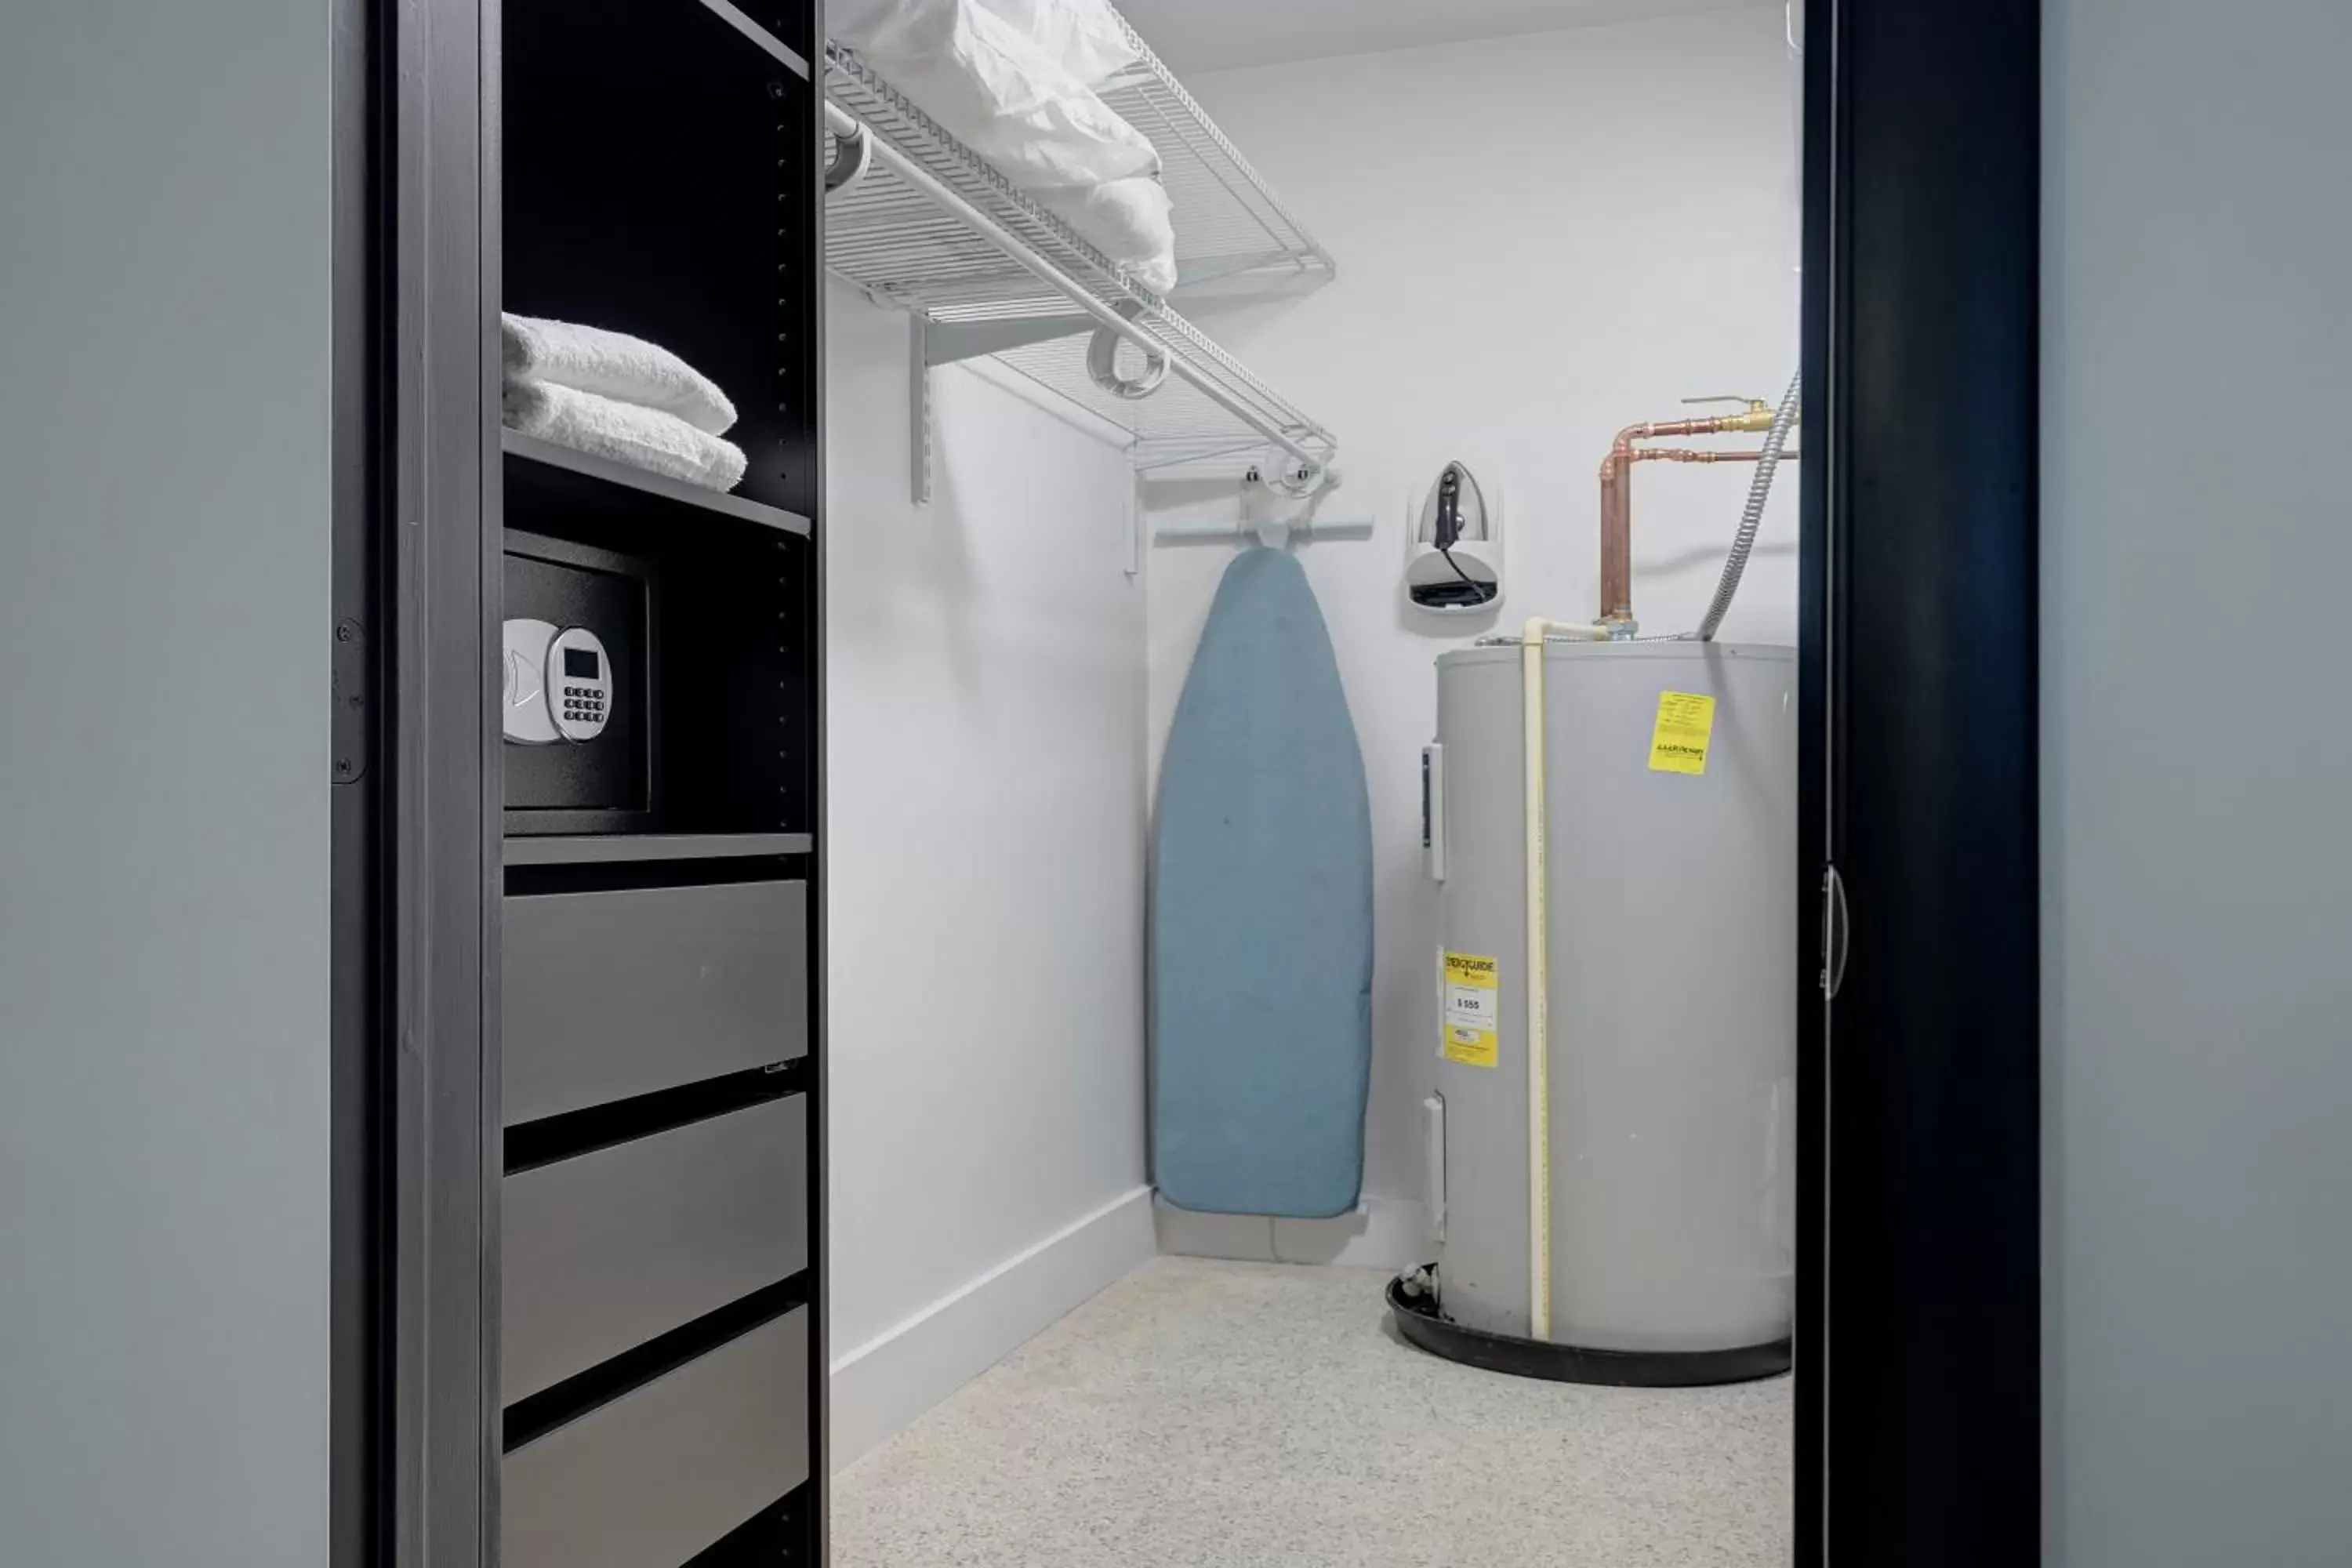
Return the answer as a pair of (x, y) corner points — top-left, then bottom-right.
(911, 303), (1160, 501)
(826, 56), (1340, 490)
(922, 313), (1102, 366)
(911, 314), (935, 505)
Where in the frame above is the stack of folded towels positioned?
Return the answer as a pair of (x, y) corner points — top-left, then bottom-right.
(500, 314), (748, 493)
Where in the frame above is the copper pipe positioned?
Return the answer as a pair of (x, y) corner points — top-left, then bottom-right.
(1636, 448), (1801, 464)
(1598, 412), (1800, 624)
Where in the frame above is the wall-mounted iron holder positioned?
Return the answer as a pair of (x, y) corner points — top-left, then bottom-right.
(1406, 460), (1503, 615)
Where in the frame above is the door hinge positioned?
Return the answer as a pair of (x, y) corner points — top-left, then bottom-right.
(332, 617), (370, 784)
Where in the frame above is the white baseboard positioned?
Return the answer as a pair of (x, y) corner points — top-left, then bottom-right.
(828, 1184), (1155, 1471)
(1154, 1193), (1432, 1272)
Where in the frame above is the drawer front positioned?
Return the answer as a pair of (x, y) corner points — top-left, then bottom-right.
(503, 879), (808, 1124)
(503, 1094), (809, 1402)
(503, 1307), (811, 1568)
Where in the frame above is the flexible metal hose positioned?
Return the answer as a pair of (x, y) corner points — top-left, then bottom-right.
(1693, 370), (1801, 642)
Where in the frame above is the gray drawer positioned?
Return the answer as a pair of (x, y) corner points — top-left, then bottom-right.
(502, 1307), (810, 1568)
(503, 879), (808, 1124)
(503, 1094), (809, 1401)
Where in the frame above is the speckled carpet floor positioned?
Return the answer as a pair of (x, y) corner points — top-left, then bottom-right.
(831, 1257), (1791, 1567)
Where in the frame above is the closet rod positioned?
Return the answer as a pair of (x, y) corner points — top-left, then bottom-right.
(821, 99), (1329, 481)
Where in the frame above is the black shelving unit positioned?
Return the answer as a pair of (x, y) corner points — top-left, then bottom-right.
(492, 1), (827, 1563)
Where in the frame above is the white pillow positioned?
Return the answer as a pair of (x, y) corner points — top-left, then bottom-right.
(975, 0), (1141, 87)
(835, 0), (1159, 188)
(1040, 176), (1177, 292)
(836, 0), (1142, 88)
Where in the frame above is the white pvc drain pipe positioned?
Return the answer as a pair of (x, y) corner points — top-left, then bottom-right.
(1518, 618), (1610, 1339)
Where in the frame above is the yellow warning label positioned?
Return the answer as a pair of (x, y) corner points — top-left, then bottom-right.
(1648, 691), (1718, 775)
(1440, 950), (1500, 1068)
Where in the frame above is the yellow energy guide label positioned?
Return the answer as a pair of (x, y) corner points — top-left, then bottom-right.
(1440, 950), (1501, 1068)
(1648, 690), (1718, 775)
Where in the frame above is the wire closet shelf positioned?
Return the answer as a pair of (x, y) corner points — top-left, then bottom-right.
(822, 25), (1338, 482)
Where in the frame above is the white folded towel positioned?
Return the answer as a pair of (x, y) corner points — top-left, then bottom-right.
(503, 381), (748, 494)
(501, 314), (739, 436)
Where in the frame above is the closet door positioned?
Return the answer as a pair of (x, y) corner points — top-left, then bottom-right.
(382, 0), (503, 1562)
(1798, 0), (2042, 1563)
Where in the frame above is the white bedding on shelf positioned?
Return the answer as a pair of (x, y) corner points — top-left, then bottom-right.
(969, 0), (1139, 85)
(1036, 176), (1173, 285)
(832, 0), (1179, 292)
(833, 0), (1139, 87)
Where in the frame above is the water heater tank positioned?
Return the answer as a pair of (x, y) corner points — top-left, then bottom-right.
(1428, 641), (1795, 1364)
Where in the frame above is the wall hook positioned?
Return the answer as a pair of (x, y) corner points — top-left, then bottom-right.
(823, 122), (871, 196)
(1152, 466), (1370, 546)
(1086, 321), (1169, 399)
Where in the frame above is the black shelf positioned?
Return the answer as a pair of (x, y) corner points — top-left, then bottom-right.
(504, 832), (812, 866)
(502, 456), (814, 840)
(503, 430), (812, 538)
(503, 0), (818, 518)
(497, 1), (826, 1559)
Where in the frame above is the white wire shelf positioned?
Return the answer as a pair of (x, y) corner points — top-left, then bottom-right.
(1091, 13), (1335, 299)
(821, 20), (1337, 492)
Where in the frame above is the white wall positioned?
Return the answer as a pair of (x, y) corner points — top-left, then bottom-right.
(824, 282), (1154, 1465)
(2043, 2), (2352, 1562)
(1148, 6), (1802, 1258)
(0, 3), (331, 1563)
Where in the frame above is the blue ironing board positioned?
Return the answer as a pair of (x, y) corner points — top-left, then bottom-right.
(1152, 547), (1373, 1219)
